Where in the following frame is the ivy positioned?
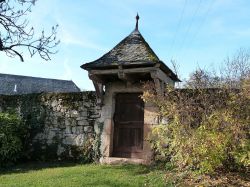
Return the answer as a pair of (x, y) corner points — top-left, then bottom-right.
(0, 112), (28, 166)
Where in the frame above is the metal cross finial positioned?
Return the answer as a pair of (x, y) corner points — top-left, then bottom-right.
(135, 13), (139, 31)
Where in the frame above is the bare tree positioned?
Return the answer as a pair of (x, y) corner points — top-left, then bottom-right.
(185, 49), (250, 89)
(221, 48), (250, 88)
(0, 0), (59, 62)
(170, 59), (183, 88)
(170, 59), (179, 77)
(185, 68), (221, 88)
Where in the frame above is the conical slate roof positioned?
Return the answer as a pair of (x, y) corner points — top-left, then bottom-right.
(81, 29), (160, 70)
(81, 15), (180, 81)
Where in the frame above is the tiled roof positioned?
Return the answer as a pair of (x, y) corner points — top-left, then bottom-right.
(81, 19), (180, 82)
(0, 73), (81, 95)
(81, 30), (160, 70)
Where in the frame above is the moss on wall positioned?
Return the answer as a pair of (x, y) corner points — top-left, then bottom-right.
(0, 91), (102, 162)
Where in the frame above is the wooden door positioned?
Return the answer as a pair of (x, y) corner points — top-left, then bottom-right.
(113, 93), (144, 158)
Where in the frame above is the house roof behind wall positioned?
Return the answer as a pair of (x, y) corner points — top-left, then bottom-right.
(0, 73), (81, 95)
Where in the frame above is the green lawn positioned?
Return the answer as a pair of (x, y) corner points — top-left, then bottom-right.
(0, 162), (171, 187)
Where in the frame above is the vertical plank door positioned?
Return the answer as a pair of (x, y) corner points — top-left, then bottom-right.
(113, 93), (144, 158)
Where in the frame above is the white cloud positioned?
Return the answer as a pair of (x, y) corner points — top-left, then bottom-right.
(59, 29), (107, 51)
(54, 10), (108, 52)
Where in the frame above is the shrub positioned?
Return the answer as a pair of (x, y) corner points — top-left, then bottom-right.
(0, 112), (27, 166)
(143, 80), (250, 174)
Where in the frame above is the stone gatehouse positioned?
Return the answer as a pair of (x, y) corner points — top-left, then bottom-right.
(0, 15), (179, 164)
(81, 14), (179, 164)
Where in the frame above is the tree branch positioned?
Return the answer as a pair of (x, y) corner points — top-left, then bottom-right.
(0, 0), (59, 62)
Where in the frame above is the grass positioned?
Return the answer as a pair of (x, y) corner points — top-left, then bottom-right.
(0, 162), (171, 187)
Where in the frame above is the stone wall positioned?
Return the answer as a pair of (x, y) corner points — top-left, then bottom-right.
(0, 92), (102, 161)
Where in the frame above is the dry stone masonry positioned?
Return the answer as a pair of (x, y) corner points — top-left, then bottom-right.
(0, 92), (102, 161)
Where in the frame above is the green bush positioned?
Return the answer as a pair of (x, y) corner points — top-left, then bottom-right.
(0, 112), (27, 166)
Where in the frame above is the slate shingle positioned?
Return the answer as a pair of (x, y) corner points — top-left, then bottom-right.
(0, 73), (81, 95)
(81, 26), (180, 81)
(81, 30), (160, 69)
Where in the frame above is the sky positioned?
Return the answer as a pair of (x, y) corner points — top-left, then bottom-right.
(1, 0), (250, 90)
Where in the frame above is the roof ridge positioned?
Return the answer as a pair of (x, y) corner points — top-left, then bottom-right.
(0, 73), (72, 82)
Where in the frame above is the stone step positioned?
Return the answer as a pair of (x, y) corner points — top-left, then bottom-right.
(100, 157), (149, 165)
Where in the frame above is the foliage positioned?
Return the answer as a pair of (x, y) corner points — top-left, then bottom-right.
(79, 137), (98, 163)
(143, 49), (250, 173)
(143, 76), (250, 174)
(80, 122), (103, 163)
(0, 112), (28, 166)
(0, 0), (59, 61)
